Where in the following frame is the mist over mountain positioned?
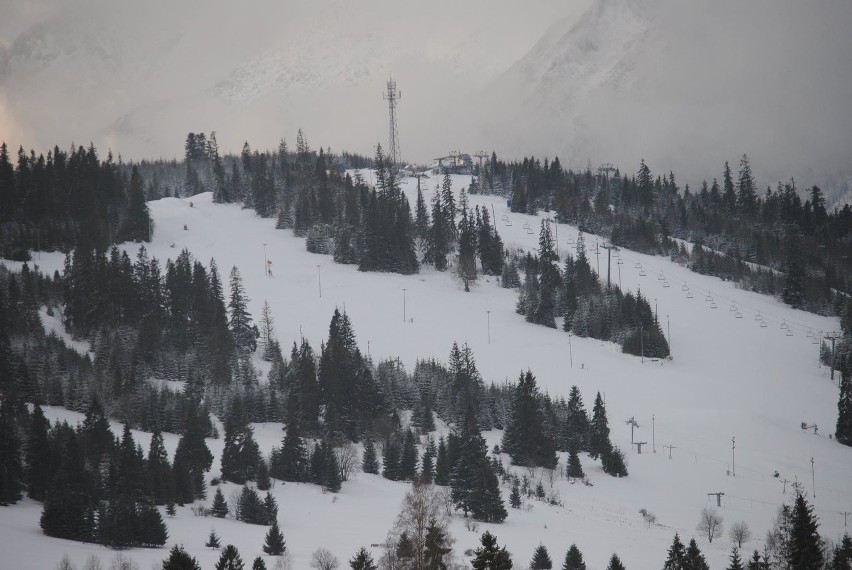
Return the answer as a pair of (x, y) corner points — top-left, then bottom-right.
(2, 0), (851, 201)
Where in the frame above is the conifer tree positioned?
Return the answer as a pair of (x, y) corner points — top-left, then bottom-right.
(424, 520), (452, 569)
(727, 547), (744, 570)
(502, 370), (557, 468)
(173, 402), (213, 502)
(736, 154), (757, 218)
(589, 392), (611, 461)
(362, 438), (379, 475)
(400, 428), (419, 480)
(420, 437), (436, 483)
(26, 404), (52, 502)
(147, 425), (172, 504)
(722, 161), (736, 215)
(274, 403), (308, 482)
(252, 558), (267, 570)
(206, 529), (222, 549)
(382, 437), (401, 481)
(121, 165), (152, 242)
(531, 545), (553, 570)
(415, 185), (430, 245)
(562, 545), (586, 570)
(435, 436), (450, 486)
(221, 407), (262, 484)
(216, 545), (245, 570)
(606, 554), (626, 570)
(684, 539), (709, 570)
(350, 547), (378, 570)
(830, 533), (852, 570)
(663, 533), (686, 570)
(563, 386), (589, 452)
(256, 459), (271, 491)
(566, 445), (584, 479)
(425, 190), (449, 271)
(263, 518), (286, 555)
(237, 485), (263, 524)
(211, 488), (229, 518)
(745, 551), (766, 570)
(451, 408), (507, 522)
(457, 205), (478, 291)
(228, 266), (257, 356)
(509, 482), (521, 509)
(163, 545), (202, 570)
(788, 492), (823, 569)
(263, 491), (279, 524)
(471, 531), (513, 570)
(441, 172), (457, 239)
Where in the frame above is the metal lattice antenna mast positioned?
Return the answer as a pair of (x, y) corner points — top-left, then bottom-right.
(383, 78), (402, 170)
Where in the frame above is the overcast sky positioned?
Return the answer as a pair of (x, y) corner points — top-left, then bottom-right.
(1, 0), (851, 196)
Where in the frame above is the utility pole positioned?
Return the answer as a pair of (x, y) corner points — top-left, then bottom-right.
(731, 436), (736, 477)
(841, 511), (850, 527)
(263, 243), (268, 277)
(640, 323), (645, 364)
(811, 457), (815, 498)
(595, 241), (600, 275)
(664, 444), (677, 459)
(667, 315), (671, 356)
(601, 244), (616, 290)
(634, 441), (648, 454)
(626, 417), (640, 444)
(317, 264), (322, 298)
(652, 414), (656, 453)
(402, 288), (407, 323)
(707, 492), (725, 508)
(383, 78), (402, 170)
(568, 332), (573, 368)
(486, 310), (491, 344)
(781, 478), (789, 494)
(826, 332), (842, 382)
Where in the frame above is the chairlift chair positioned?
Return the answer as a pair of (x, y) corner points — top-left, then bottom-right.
(662, 281), (670, 288)
(811, 336), (819, 344)
(710, 301), (718, 309)
(730, 304), (737, 312)
(635, 262), (642, 269)
(686, 291), (694, 299)
(786, 329), (794, 337)
(617, 258), (624, 265)
(735, 312), (743, 319)
(705, 293), (713, 301)
(754, 312), (762, 321)
(806, 329), (814, 338)
(781, 320), (788, 330)
(681, 282), (689, 291)
(639, 268), (647, 277)
(760, 321), (768, 328)
(658, 272), (665, 281)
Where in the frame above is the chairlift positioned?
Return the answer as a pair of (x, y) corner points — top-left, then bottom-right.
(811, 336), (819, 344)
(760, 321), (768, 328)
(639, 268), (647, 277)
(806, 329), (814, 338)
(681, 282), (689, 291)
(780, 320), (788, 330)
(705, 293), (713, 302)
(710, 301), (718, 309)
(735, 312), (743, 319)
(785, 329), (794, 337)
(730, 304), (737, 312)
(635, 262), (642, 269)
(505, 220), (512, 226)
(526, 228), (534, 235)
(617, 258), (624, 265)
(662, 281), (670, 288)
(754, 312), (762, 321)
(686, 291), (694, 299)
(658, 272), (665, 281)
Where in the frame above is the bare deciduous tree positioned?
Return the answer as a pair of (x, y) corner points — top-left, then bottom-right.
(639, 508), (657, 528)
(311, 548), (339, 570)
(697, 507), (724, 543)
(335, 443), (360, 482)
(56, 555), (76, 570)
(391, 482), (453, 570)
(729, 520), (753, 548)
(82, 555), (103, 570)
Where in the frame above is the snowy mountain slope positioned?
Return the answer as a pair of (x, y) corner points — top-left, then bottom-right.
(1, 172), (849, 569)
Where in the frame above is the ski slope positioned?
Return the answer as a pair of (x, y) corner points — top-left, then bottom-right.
(0, 172), (849, 569)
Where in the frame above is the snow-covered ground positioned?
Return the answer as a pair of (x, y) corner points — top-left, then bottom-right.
(1, 172), (849, 569)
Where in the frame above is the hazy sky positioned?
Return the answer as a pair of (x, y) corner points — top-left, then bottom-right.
(1, 0), (851, 196)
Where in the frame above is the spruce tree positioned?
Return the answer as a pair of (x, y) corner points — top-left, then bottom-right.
(531, 545), (553, 570)
(256, 459), (271, 491)
(562, 545), (586, 570)
(727, 547), (744, 570)
(216, 545), (245, 570)
(211, 487), (229, 518)
(237, 486), (263, 524)
(173, 402), (213, 503)
(745, 551), (766, 570)
(26, 404), (52, 502)
(451, 408), (507, 522)
(121, 165), (152, 242)
(606, 553), (625, 570)
(788, 492), (823, 569)
(228, 266), (256, 355)
(424, 520), (452, 569)
(502, 370), (557, 468)
(566, 446), (584, 480)
(563, 386), (589, 452)
(426, 190), (449, 271)
(457, 205), (478, 291)
(441, 171), (457, 238)
(383, 437), (401, 481)
(471, 531), (513, 570)
(684, 538), (709, 570)
(350, 546), (378, 570)
(147, 425), (172, 505)
(435, 436), (450, 486)
(263, 491), (279, 524)
(274, 406), (308, 482)
(400, 429), (419, 480)
(362, 438), (380, 474)
(252, 558), (267, 570)
(589, 392), (612, 461)
(163, 545), (202, 570)
(206, 528), (222, 549)
(262, 518), (286, 555)
(420, 437), (436, 483)
(509, 482), (521, 509)
(830, 533), (852, 570)
(663, 533), (686, 570)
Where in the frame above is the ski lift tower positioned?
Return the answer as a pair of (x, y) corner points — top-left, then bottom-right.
(383, 78), (402, 172)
